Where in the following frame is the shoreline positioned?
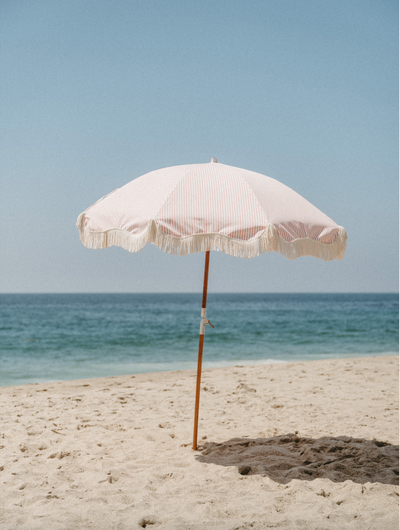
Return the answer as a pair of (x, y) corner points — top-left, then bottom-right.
(1, 355), (398, 529)
(1, 352), (398, 390)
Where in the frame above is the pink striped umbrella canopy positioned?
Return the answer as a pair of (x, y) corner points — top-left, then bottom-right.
(77, 159), (347, 261)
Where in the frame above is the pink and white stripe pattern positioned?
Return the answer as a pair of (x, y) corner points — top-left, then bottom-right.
(77, 160), (347, 261)
(155, 164), (267, 241)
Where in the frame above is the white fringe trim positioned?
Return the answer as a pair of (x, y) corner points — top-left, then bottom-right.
(76, 214), (347, 261)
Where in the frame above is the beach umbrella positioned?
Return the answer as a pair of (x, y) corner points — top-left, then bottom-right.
(76, 158), (347, 450)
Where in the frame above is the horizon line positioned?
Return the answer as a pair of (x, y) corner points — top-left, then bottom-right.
(1, 291), (398, 295)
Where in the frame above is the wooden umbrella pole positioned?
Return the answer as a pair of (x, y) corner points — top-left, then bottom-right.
(192, 250), (211, 450)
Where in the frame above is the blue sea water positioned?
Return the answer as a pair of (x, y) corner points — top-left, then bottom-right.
(0, 293), (398, 387)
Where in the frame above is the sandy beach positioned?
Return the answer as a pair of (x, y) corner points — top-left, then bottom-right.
(0, 355), (398, 529)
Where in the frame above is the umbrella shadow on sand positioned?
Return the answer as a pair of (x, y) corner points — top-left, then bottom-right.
(195, 433), (399, 485)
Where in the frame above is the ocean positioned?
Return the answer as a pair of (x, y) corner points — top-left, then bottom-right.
(0, 293), (398, 387)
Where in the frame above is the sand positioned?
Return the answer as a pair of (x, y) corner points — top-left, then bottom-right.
(0, 356), (398, 530)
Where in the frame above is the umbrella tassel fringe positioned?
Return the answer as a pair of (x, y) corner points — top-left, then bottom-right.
(76, 216), (347, 262)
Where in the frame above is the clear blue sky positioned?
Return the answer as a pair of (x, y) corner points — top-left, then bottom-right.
(0, 0), (398, 293)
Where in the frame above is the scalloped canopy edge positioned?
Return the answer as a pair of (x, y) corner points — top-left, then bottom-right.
(76, 214), (347, 261)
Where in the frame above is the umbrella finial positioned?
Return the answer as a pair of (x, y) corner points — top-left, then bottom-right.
(211, 157), (218, 163)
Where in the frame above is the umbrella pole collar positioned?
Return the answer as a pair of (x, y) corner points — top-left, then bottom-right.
(200, 308), (207, 335)
(199, 309), (214, 335)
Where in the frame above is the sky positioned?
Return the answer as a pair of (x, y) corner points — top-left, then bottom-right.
(0, 0), (398, 293)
